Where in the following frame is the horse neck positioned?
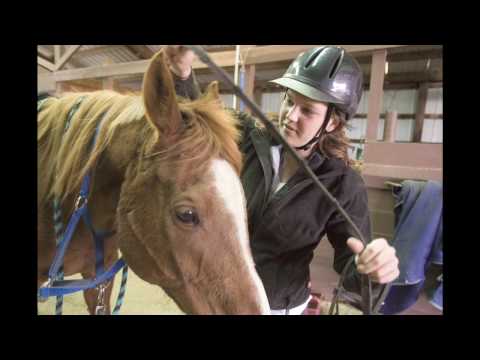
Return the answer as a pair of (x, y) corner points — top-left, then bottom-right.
(87, 120), (148, 232)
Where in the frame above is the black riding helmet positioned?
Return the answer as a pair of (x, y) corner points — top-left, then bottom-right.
(270, 46), (363, 121)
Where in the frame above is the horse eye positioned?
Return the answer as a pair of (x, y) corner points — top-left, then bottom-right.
(175, 209), (200, 226)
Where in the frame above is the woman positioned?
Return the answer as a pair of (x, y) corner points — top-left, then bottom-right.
(166, 45), (399, 315)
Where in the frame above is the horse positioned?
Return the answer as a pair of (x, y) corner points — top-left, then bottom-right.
(37, 49), (270, 315)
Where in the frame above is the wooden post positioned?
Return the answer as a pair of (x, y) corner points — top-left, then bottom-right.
(55, 82), (70, 96)
(254, 87), (263, 108)
(54, 46), (62, 65)
(102, 77), (116, 90)
(365, 49), (387, 142)
(413, 83), (428, 142)
(244, 64), (256, 114)
(384, 111), (398, 142)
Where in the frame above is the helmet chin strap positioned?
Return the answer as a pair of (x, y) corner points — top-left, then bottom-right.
(294, 104), (334, 152)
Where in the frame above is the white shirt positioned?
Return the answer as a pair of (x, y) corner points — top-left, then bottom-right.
(270, 145), (286, 195)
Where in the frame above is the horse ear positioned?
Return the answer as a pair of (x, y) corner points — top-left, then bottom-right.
(142, 49), (182, 143)
(204, 81), (220, 101)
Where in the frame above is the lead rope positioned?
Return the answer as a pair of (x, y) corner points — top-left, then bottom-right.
(112, 265), (129, 315)
(53, 199), (65, 315)
(38, 98), (65, 314)
(51, 97), (85, 315)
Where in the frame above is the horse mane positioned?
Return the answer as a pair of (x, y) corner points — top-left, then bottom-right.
(38, 90), (242, 205)
(149, 95), (243, 177)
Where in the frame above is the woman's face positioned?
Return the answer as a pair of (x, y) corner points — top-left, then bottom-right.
(279, 90), (337, 149)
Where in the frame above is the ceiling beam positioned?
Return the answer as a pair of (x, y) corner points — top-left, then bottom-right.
(40, 45), (415, 83)
(54, 46), (62, 64)
(38, 46), (54, 61)
(38, 57), (55, 71)
(242, 45), (409, 66)
(75, 45), (122, 57)
(53, 59), (150, 81)
(356, 49), (443, 65)
(38, 73), (56, 92)
(38, 45), (83, 69)
(55, 45), (82, 71)
(125, 45), (154, 59)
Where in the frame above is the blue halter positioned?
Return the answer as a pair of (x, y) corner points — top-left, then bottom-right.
(38, 98), (128, 313)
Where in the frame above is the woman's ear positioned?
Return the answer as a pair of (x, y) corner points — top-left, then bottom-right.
(326, 114), (341, 133)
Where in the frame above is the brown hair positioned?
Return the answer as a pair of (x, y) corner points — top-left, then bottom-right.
(317, 107), (353, 166)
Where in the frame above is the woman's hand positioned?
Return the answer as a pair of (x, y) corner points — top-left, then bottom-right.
(347, 237), (400, 284)
(165, 45), (196, 80)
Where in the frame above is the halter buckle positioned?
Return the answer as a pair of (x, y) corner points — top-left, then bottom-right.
(37, 278), (53, 302)
(95, 282), (108, 315)
(74, 195), (88, 211)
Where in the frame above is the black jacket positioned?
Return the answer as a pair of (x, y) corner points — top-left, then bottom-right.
(235, 111), (382, 310)
(172, 72), (383, 310)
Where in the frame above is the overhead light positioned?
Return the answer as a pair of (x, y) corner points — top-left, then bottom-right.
(385, 61), (389, 75)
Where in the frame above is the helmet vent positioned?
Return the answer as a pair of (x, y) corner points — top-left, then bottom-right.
(329, 50), (345, 79)
(304, 47), (325, 69)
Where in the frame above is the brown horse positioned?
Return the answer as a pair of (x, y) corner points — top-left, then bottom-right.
(37, 50), (270, 315)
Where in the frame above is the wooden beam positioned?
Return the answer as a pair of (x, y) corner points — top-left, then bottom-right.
(365, 50), (387, 141)
(54, 46), (61, 65)
(192, 45), (409, 69)
(55, 45), (82, 71)
(38, 56), (55, 72)
(102, 77), (116, 90)
(243, 64), (256, 114)
(354, 113), (442, 120)
(38, 73), (56, 93)
(67, 79), (103, 90)
(413, 83), (429, 142)
(362, 142), (442, 181)
(356, 49), (443, 64)
(244, 45), (408, 65)
(125, 45), (154, 59)
(383, 71), (442, 84)
(363, 163), (442, 181)
(254, 87), (263, 108)
(363, 142), (442, 167)
(39, 45), (82, 69)
(383, 111), (398, 142)
(55, 82), (72, 96)
(53, 59), (150, 82)
(245, 65), (256, 97)
(38, 46), (53, 61)
(41, 45), (413, 83)
(75, 45), (122, 57)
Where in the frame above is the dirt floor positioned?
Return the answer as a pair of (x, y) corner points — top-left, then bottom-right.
(38, 239), (442, 315)
(37, 269), (185, 315)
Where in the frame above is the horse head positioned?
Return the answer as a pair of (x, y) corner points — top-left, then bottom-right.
(116, 50), (270, 314)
